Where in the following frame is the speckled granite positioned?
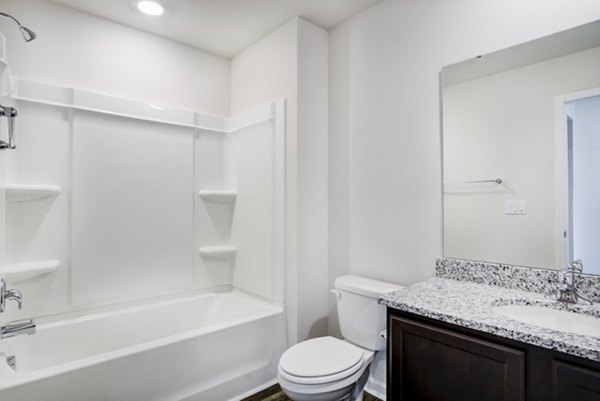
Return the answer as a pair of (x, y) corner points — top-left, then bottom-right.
(573, 274), (600, 305)
(380, 278), (600, 362)
(436, 257), (600, 303)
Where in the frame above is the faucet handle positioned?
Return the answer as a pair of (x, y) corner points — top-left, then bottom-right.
(0, 278), (24, 312)
(5, 289), (23, 310)
(0, 106), (18, 118)
(568, 259), (583, 273)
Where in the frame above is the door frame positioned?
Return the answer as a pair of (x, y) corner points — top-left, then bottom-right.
(554, 87), (600, 268)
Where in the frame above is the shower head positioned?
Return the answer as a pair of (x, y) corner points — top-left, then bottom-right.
(18, 25), (36, 42)
(0, 12), (37, 42)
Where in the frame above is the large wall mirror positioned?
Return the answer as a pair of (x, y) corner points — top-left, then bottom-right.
(442, 20), (600, 275)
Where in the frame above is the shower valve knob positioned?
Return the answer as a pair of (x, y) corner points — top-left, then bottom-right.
(0, 278), (24, 313)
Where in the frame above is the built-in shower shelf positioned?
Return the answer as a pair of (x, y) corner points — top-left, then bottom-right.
(4, 184), (62, 202)
(198, 246), (237, 260)
(198, 190), (237, 203)
(4, 260), (61, 280)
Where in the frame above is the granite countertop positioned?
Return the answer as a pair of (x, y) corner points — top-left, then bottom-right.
(379, 277), (600, 362)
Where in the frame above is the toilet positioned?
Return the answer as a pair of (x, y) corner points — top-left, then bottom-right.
(278, 275), (402, 401)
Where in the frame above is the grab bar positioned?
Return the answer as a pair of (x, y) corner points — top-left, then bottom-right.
(0, 105), (17, 150)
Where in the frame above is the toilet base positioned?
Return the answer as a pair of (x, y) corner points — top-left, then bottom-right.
(364, 349), (387, 400)
(280, 383), (355, 401)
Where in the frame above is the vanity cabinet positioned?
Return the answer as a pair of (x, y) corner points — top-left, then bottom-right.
(388, 309), (600, 401)
(554, 361), (600, 401)
(388, 314), (524, 401)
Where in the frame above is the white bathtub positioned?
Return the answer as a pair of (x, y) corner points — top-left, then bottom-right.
(0, 290), (285, 401)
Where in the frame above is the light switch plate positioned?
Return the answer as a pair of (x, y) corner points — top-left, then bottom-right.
(505, 200), (527, 215)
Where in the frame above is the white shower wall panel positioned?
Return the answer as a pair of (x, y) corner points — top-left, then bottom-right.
(3, 101), (71, 321)
(71, 111), (195, 306)
(5, 102), (70, 263)
(231, 121), (277, 300)
(195, 131), (230, 190)
(194, 130), (234, 289)
(2, 77), (284, 322)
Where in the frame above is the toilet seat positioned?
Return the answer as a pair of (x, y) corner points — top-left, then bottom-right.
(278, 365), (365, 397)
(278, 337), (366, 385)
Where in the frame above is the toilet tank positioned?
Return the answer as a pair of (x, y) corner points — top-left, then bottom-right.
(334, 275), (402, 351)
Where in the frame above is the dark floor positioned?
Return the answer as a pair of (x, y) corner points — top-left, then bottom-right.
(242, 384), (382, 401)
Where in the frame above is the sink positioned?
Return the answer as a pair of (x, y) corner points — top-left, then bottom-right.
(492, 304), (600, 337)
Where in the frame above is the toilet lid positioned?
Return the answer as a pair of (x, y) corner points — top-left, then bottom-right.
(279, 337), (364, 379)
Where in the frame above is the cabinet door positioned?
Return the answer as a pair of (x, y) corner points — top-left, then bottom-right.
(389, 315), (525, 401)
(554, 361), (600, 401)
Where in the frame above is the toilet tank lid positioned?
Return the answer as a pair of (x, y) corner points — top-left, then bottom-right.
(334, 275), (403, 298)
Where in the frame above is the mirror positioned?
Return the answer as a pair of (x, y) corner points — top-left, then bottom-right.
(442, 20), (600, 275)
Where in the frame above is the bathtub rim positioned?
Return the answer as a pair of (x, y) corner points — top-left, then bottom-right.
(0, 289), (284, 391)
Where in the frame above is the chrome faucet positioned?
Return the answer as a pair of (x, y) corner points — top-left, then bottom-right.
(0, 278), (36, 339)
(556, 260), (592, 305)
(0, 278), (24, 312)
(0, 105), (18, 150)
(1, 319), (35, 339)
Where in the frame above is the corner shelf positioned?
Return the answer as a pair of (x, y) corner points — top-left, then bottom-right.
(198, 246), (237, 260)
(3, 260), (61, 281)
(198, 190), (237, 204)
(4, 184), (61, 202)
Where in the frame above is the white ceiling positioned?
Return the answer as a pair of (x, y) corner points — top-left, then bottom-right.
(48, 0), (383, 58)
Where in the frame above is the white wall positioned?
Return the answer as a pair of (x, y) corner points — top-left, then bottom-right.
(328, 0), (600, 332)
(231, 17), (329, 344)
(297, 19), (329, 341)
(0, 0), (230, 116)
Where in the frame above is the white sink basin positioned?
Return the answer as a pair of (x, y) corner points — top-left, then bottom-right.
(493, 304), (600, 337)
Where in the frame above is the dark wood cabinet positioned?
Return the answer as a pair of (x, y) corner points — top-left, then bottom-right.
(554, 361), (600, 401)
(389, 315), (524, 401)
(388, 309), (600, 401)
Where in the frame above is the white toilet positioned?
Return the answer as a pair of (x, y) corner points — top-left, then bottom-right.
(278, 275), (402, 401)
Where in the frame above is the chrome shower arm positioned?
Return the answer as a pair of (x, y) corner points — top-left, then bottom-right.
(0, 11), (37, 42)
(0, 11), (23, 26)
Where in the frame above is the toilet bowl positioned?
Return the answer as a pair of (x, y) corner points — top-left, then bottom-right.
(278, 275), (402, 401)
(278, 337), (374, 401)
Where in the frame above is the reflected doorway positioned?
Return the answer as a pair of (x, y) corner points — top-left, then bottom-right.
(565, 95), (600, 275)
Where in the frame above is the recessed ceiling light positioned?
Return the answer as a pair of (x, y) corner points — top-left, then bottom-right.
(137, 1), (164, 16)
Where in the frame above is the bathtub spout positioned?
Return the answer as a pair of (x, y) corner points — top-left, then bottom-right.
(1, 320), (36, 339)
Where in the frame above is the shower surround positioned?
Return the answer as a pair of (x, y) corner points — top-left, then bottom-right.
(0, 75), (286, 400)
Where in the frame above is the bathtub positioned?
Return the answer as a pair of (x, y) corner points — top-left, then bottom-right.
(0, 290), (285, 401)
